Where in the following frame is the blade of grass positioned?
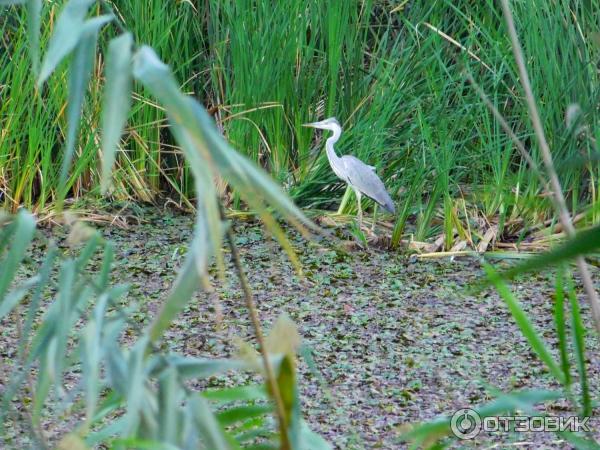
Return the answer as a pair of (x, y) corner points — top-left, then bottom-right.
(487, 224), (600, 282)
(401, 389), (561, 446)
(484, 264), (565, 386)
(566, 274), (592, 417)
(553, 267), (571, 387)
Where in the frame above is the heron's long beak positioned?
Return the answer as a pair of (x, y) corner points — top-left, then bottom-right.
(302, 122), (319, 128)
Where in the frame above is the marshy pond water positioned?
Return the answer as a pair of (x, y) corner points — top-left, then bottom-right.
(4, 208), (600, 449)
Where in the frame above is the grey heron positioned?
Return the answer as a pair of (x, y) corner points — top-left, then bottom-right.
(303, 117), (395, 229)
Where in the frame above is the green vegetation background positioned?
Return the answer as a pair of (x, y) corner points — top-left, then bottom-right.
(1, 0), (599, 241)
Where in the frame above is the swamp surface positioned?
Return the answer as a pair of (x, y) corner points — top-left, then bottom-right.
(3, 208), (600, 449)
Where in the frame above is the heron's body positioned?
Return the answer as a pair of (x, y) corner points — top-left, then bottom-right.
(303, 117), (395, 228)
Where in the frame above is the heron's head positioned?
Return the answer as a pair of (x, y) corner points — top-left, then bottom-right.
(302, 117), (341, 133)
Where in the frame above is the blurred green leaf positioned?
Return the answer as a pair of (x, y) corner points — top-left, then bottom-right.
(59, 14), (113, 198)
(86, 415), (128, 446)
(101, 33), (133, 194)
(124, 334), (149, 434)
(489, 225), (600, 282)
(485, 264), (566, 385)
(145, 120), (222, 342)
(189, 394), (233, 450)
(159, 355), (245, 379)
(217, 404), (272, 426)
(82, 390), (125, 446)
(158, 366), (181, 445)
(56, 433), (90, 450)
(0, 275), (40, 320)
(104, 318), (129, 393)
(244, 445), (278, 450)
(132, 46), (223, 341)
(109, 438), (181, 450)
(477, 389), (562, 416)
(75, 230), (102, 268)
(298, 344), (333, 404)
(204, 385), (268, 403)
(26, 0), (42, 76)
(401, 389), (561, 446)
(98, 241), (114, 290)
(37, 0), (95, 86)
(276, 354), (300, 447)
(0, 210), (36, 302)
(299, 420), (332, 450)
(558, 430), (600, 450)
(81, 293), (109, 424)
(234, 424), (273, 444)
(18, 247), (58, 359)
(148, 248), (206, 344)
(25, 266), (94, 418)
(33, 258), (81, 425)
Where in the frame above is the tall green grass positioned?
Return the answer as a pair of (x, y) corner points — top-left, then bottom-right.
(1, 0), (599, 241)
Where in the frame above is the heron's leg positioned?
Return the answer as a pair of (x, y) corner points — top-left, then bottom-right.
(371, 203), (378, 232)
(354, 189), (363, 229)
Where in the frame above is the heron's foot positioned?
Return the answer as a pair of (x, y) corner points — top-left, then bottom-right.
(363, 225), (376, 238)
(367, 233), (392, 249)
(356, 217), (376, 236)
(356, 213), (363, 229)
(314, 214), (340, 228)
(370, 219), (377, 233)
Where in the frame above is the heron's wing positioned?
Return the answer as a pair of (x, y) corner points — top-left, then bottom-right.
(340, 155), (395, 213)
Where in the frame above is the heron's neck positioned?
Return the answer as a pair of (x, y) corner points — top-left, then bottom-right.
(325, 127), (342, 165)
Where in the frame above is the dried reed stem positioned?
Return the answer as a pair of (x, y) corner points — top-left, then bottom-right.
(220, 204), (290, 449)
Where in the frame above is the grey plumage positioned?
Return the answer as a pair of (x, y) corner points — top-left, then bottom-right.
(303, 117), (395, 227)
(338, 155), (395, 213)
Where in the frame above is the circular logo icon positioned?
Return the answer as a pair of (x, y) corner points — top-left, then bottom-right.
(450, 408), (481, 439)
